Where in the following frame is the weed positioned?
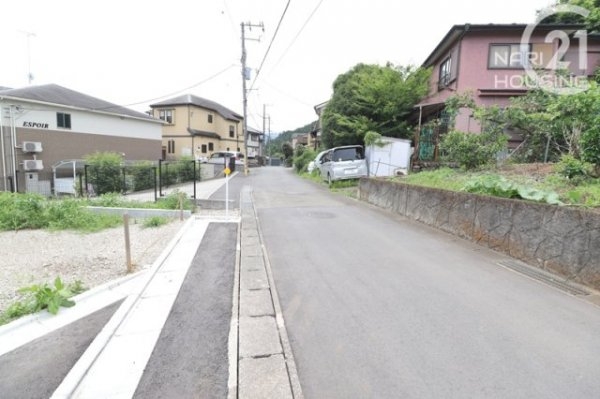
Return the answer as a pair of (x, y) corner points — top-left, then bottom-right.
(0, 278), (87, 325)
(463, 175), (562, 205)
(142, 216), (170, 228)
(155, 191), (194, 210)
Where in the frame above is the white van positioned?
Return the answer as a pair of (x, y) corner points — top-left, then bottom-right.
(319, 145), (368, 185)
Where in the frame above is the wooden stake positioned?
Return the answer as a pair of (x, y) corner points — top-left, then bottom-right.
(123, 213), (133, 273)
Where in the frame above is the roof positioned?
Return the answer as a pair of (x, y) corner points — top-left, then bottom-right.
(421, 23), (587, 67)
(150, 94), (243, 122)
(247, 126), (263, 135)
(187, 128), (221, 140)
(0, 84), (157, 121)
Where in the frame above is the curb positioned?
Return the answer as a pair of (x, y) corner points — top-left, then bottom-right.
(235, 187), (304, 398)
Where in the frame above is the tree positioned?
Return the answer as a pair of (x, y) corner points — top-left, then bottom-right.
(321, 63), (431, 148)
(540, 0), (600, 30)
(505, 84), (600, 162)
(281, 142), (294, 167)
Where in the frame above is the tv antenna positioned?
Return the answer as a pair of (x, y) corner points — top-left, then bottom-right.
(19, 30), (36, 84)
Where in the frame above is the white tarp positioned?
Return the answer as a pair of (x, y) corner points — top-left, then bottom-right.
(366, 137), (412, 177)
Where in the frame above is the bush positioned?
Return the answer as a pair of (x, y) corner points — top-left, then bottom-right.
(581, 124), (600, 176)
(294, 148), (317, 173)
(131, 161), (156, 191)
(0, 192), (47, 230)
(440, 130), (507, 170)
(84, 152), (124, 195)
(555, 154), (590, 181)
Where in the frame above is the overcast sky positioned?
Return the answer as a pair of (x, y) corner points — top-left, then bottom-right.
(0, 0), (555, 133)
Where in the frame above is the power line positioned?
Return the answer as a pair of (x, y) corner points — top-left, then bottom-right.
(94, 63), (238, 110)
(269, 0), (326, 72)
(249, 0), (291, 91)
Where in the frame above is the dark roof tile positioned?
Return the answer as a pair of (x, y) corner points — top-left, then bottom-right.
(151, 94), (242, 121)
(0, 84), (155, 121)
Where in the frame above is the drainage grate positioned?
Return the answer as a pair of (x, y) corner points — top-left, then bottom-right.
(497, 260), (591, 296)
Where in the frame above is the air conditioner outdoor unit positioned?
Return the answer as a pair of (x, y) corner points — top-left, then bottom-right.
(22, 141), (43, 153)
(23, 160), (43, 171)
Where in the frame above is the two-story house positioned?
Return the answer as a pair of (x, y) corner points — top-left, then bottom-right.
(150, 95), (243, 161)
(414, 23), (600, 162)
(246, 126), (264, 159)
(0, 84), (162, 194)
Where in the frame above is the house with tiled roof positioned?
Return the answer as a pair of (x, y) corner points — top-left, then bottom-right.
(150, 94), (246, 161)
(0, 84), (162, 194)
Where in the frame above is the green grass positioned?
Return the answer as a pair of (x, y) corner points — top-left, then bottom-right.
(395, 168), (469, 191)
(0, 191), (194, 232)
(395, 166), (600, 209)
(142, 216), (171, 228)
(0, 192), (122, 232)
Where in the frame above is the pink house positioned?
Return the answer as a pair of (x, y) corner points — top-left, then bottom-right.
(414, 23), (600, 162)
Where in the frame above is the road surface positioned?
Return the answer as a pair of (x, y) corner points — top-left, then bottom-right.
(249, 166), (600, 399)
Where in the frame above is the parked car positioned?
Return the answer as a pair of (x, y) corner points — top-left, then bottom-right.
(307, 150), (328, 173)
(207, 151), (244, 167)
(319, 145), (368, 185)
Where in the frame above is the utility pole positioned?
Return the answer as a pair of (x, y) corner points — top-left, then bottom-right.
(241, 21), (263, 175)
(262, 103), (271, 160)
(267, 115), (272, 166)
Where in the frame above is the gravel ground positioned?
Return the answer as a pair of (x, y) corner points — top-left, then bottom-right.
(0, 219), (187, 314)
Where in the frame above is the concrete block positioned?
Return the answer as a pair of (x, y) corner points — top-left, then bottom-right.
(240, 268), (269, 291)
(239, 355), (292, 399)
(240, 289), (274, 317)
(239, 316), (281, 358)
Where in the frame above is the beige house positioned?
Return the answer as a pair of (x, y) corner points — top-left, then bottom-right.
(150, 95), (243, 161)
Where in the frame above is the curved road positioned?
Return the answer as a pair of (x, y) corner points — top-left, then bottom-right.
(247, 167), (600, 399)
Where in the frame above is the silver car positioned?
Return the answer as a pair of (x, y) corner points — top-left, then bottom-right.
(307, 150), (328, 173)
(319, 145), (368, 185)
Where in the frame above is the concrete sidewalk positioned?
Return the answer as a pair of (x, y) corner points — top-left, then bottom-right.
(122, 174), (234, 203)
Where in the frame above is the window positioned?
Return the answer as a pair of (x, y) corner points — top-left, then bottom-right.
(208, 142), (214, 151)
(167, 139), (175, 154)
(201, 144), (207, 153)
(208, 114), (213, 123)
(229, 125), (235, 138)
(159, 109), (174, 124)
(439, 57), (452, 88)
(489, 44), (531, 69)
(57, 112), (71, 129)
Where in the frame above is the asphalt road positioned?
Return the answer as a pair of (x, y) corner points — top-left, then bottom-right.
(0, 301), (122, 399)
(248, 167), (600, 399)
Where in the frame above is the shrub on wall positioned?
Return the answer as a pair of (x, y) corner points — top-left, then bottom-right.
(440, 130), (507, 170)
(84, 152), (123, 195)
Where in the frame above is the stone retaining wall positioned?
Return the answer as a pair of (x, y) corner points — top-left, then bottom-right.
(359, 178), (600, 290)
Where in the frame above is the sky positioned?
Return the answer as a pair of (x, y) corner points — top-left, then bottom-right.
(0, 0), (556, 133)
